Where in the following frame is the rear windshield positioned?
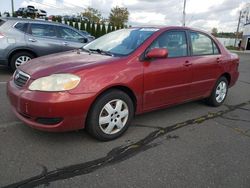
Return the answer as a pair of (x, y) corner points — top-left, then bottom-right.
(0, 19), (5, 27)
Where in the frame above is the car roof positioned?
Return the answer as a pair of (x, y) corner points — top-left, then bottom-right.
(0, 17), (63, 26)
(130, 25), (212, 35)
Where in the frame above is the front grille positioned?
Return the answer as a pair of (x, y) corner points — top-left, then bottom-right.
(14, 70), (30, 87)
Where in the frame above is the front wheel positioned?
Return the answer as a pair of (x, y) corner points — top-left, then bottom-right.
(86, 90), (134, 141)
(206, 77), (228, 107)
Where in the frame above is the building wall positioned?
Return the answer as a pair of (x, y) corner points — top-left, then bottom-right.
(217, 38), (240, 47)
(243, 24), (250, 50)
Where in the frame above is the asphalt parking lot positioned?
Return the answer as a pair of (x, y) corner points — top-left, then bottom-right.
(0, 53), (250, 188)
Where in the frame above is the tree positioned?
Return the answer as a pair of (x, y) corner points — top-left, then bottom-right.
(52, 16), (56, 22)
(86, 21), (91, 33)
(101, 24), (106, 36)
(69, 20), (74, 27)
(109, 6), (129, 27)
(111, 24), (116, 31)
(75, 21), (79, 30)
(57, 16), (62, 23)
(91, 22), (96, 36)
(80, 21), (86, 31)
(82, 7), (102, 23)
(95, 22), (101, 38)
(211, 27), (218, 36)
(107, 23), (112, 33)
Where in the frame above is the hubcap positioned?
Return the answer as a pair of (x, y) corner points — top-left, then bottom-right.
(99, 99), (129, 135)
(15, 56), (31, 68)
(215, 81), (227, 103)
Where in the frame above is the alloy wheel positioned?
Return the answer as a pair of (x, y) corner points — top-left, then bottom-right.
(99, 99), (129, 135)
(215, 81), (227, 103)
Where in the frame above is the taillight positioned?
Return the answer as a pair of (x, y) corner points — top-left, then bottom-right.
(0, 32), (4, 39)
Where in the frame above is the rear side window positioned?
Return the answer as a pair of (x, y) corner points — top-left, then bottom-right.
(190, 32), (220, 55)
(30, 23), (56, 38)
(0, 19), (5, 26)
(14, 22), (28, 33)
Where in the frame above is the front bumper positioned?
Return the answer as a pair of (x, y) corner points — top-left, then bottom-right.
(7, 79), (96, 132)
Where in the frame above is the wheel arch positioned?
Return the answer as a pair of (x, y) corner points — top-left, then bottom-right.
(85, 85), (138, 127)
(94, 85), (137, 112)
(220, 72), (231, 85)
(8, 49), (38, 67)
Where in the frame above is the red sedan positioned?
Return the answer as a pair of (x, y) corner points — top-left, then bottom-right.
(7, 26), (239, 140)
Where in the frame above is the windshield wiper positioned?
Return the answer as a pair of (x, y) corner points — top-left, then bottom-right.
(89, 48), (114, 56)
(81, 48), (91, 53)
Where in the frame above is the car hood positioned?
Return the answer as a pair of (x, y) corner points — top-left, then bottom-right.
(20, 51), (116, 79)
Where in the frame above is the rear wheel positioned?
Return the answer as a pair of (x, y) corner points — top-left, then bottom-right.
(87, 90), (134, 141)
(10, 51), (34, 71)
(206, 77), (228, 107)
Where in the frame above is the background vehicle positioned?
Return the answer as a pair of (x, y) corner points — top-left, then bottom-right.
(15, 8), (25, 16)
(0, 17), (89, 71)
(35, 9), (47, 17)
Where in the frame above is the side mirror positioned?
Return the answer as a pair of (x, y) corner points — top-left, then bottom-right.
(79, 37), (88, 43)
(145, 48), (168, 59)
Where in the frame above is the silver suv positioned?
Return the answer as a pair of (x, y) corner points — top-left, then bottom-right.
(0, 17), (93, 71)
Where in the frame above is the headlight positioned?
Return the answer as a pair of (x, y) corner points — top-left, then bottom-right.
(29, 74), (81, 91)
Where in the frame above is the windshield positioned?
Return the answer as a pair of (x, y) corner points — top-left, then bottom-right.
(83, 28), (158, 56)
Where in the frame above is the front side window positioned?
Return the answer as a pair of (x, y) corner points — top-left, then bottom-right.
(149, 31), (188, 58)
(190, 32), (215, 55)
(30, 23), (56, 38)
(57, 27), (83, 42)
(84, 28), (158, 56)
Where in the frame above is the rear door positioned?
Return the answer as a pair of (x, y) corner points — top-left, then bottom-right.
(56, 26), (86, 51)
(187, 31), (222, 98)
(26, 23), (63, 56)
(143, 30), (193, 110)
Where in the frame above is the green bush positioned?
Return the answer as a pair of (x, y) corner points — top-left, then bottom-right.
(226, 46), (239, 51)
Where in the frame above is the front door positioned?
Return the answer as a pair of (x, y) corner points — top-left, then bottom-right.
(56, 26), (86, 51)
(142, 30), (192, 111)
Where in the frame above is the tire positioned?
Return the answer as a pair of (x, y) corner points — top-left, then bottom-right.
(86, 89), (134, 141)
(10, 51), (34, 71)
(206, 77), (228, 107)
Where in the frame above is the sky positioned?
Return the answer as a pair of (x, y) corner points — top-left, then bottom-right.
(0, 0), (249, 32)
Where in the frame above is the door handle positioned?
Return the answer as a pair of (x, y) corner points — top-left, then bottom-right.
(216, 57), (222, 63)
(62, 42), (68, 46)
(184, 60), (192, 66)
(28, 38), (36, 42)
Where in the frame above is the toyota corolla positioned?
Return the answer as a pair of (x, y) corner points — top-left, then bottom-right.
(7, 26), (239, 140)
